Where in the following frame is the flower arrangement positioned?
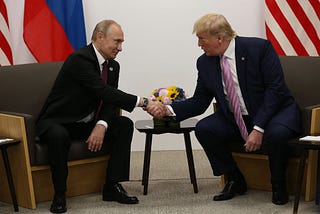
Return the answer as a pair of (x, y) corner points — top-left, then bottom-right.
(150, 86), (186, 105)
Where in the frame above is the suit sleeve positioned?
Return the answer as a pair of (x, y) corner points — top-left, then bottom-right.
(172, 57), (214, 121)
(252, 41), (292, 128)
(65, 54), (137, 113)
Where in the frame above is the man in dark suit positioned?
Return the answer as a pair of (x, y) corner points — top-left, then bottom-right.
(148, 13), (301, 205)
(36, 20), (163, 213)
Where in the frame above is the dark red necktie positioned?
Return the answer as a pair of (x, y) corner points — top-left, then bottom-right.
(95, 61), (108, 121)
(101, 61), (108, 83)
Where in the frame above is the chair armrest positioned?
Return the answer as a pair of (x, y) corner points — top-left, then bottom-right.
(0, 111), (36, 165)
(301, 104), (320, 135)
(309, 105), (320, 135)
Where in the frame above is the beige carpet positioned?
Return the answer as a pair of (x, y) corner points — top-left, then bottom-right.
(0, 150), (319, 214)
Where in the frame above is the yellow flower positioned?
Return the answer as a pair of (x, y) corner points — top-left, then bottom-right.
(167, 86), (179, 100)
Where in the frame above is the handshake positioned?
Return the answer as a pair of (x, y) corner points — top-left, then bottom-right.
(140, 98), (172, 120)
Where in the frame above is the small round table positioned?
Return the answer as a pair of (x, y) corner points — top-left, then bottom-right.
(135, 118), (199, 195)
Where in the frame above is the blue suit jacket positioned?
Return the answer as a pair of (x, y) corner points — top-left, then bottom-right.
(172, 36), (301, 133)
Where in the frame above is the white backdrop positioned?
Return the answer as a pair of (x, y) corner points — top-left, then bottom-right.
(82, 0), (266, 151)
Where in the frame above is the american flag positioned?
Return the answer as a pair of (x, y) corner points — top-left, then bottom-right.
(0, 0), (13, 66)
(265, 0), (320, 56)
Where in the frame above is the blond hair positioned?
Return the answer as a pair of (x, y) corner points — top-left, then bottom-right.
(193, 13), (236, 40)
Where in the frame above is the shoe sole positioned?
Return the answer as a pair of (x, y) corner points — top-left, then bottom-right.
(103, 196), (139, 204)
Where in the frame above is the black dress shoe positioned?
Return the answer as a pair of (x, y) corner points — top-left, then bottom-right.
(213, 179), (247, 201)
(50, 194), (67, 213)
(103, 183), (139, 204)
(272, 184), (288, 205)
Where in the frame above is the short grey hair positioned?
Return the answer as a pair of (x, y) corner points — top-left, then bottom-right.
(91, 20), (119, 41)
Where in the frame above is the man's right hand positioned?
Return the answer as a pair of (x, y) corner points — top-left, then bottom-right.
(86, 124), (106, 152)
(145, 99), (170, 119)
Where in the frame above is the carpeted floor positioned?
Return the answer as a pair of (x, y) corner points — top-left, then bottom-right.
(0, 150), (319, 213)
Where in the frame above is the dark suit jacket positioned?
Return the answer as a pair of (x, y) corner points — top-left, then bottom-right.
(172, 36), (301, 133)
(36, 44), (137, 135)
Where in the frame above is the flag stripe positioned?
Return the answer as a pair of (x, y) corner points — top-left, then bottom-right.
(46, 0), (86, 50)
(265, 25), (286, 55)
(266, 0), (308, 55)
(286, 0), (320, 55)
(0, 0), (8, 24)
(0, 0), (13, 65)
(309, 0), (320, 19)
(23, 0), (74, 62)
(265, 5), (297, 55)
(265, 0), (320, 56)
(0, 48), (11, 65)
(0, 31), (13, 65)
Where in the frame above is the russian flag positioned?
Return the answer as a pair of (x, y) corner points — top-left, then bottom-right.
(23, 0), (86, 62)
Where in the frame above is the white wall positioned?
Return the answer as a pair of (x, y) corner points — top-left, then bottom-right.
(82, 0), (266, 151)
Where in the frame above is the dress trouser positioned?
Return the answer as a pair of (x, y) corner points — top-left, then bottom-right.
(194, 112), (298, 183)
(38, 116), (133, 194)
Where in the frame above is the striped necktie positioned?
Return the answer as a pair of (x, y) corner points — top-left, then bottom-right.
(221, 55), (248, 141)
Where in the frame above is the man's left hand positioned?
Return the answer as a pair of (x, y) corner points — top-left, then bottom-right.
(244, 129), (263, 152)
(86, 124), (106, 152)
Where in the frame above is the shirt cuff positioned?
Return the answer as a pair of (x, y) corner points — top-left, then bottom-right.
(135, 97), (141, 107)
(97, 120), (108, 130)
(166, 105), (176, 116)
(253, 125), (264, 133)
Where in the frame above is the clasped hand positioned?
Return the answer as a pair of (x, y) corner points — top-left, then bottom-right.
(144, 99), (169, 119)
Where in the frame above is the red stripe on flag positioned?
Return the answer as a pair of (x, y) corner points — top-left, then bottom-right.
(266, 0), (309, 56)
(286, 0), (320, 55)
(0, 31), (13, 65)
(310, 0), (320, 20)
(0, 0), (13, 65)
(265, 25), (286, 56)
(0, 0), (9, 25)
(23, 0), (74, 62)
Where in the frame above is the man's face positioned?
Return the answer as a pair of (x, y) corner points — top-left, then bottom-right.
(196, 31), (223, 56)
(98, 24), (124, 60)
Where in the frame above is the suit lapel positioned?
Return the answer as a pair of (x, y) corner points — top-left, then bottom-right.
(106, 60), (118, 87)
(235, 37), (251, 113)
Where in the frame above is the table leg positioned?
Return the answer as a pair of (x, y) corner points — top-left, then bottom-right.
(1, 147), (19, 212)
(142, 133), (153, 195)
(183, 132), (198, 193)
(293, 149), (308, 214)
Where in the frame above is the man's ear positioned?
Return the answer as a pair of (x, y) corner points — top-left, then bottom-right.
(96, 31), (105, 41)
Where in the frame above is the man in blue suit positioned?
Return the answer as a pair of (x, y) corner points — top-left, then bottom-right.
(149, 13), (302, 205)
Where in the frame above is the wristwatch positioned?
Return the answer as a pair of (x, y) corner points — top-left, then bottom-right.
(142, 97), (149, 107)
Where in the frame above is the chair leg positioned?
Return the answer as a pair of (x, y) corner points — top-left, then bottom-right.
(142, 133), (153, 195)
(1, 147), (19, 212)
(293, 149), (308, 214)
(183, 132), (198, 193)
